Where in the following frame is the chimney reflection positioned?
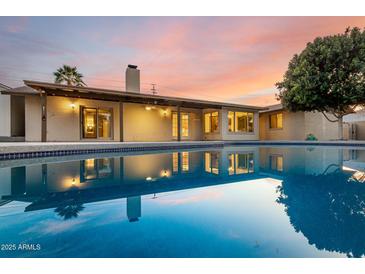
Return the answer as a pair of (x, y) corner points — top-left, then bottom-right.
(127, 196), (141, 222)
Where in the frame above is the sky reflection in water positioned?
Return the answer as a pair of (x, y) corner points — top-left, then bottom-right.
(0, 146), (364, 258)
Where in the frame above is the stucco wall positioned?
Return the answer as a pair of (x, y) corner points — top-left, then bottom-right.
(25, 96), (120, 142)
(123, 103), (203, 142)
(259, 111), (305, 140)
(304, 112), (338, 141)
(25, 95), (42, 141)
(46, 96), (120, 142)
(259, 110), (339, 141)
(0, 94), (11, 137)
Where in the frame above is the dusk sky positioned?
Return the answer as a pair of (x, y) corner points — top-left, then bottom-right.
(0, 16), (365, 106)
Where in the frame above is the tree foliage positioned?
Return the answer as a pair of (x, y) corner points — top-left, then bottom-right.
(53, 65), (86, 86)
(276, 27), (365, 122)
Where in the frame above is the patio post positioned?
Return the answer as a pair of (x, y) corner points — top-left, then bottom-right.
(177, 105), (181, 141)
(40, 92), (47, 142)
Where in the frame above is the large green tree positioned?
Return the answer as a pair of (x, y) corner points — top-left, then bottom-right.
(276, 27), (365, 139)
(53, 65), (86, 87)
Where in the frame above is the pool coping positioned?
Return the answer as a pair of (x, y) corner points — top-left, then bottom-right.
(1, 140), (365, 161)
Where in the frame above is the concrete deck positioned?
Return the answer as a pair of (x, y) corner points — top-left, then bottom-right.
(1, 140), (365, 155)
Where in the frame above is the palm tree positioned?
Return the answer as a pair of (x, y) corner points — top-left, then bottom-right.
(53, 65), (86, 86)
(55, 200), (85, 220)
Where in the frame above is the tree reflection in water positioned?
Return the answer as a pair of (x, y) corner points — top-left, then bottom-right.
(277, 167), (365, 257)
(54, 200), (85, 220)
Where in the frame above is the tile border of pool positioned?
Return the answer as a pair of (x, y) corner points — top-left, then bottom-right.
(1, 140), (365, 161)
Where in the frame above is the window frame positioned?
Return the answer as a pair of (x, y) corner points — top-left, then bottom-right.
(204, 111), (219, 134)
(172, 112), (190, 139)
(80, 158), (114, 183)
(80, 106), (114, 140)
(227, 111), (254, 133)
(269, 112), (283, 130)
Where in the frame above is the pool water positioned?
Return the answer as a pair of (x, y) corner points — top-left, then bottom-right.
(0, 146), (364, 258)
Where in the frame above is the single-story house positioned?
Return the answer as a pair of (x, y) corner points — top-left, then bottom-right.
(1, 65), (265, 142)
(259, 104), (339, 141)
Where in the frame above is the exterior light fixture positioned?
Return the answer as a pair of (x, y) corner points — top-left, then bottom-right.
(71, 178), (76, 185)
(146, 176), (152, 181)
(70, 103), (76, 109)
(160, 170), (170, 177)
(145, 106), (152, 111)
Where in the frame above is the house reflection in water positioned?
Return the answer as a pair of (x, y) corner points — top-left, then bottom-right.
(3, 146), (365, 256)
(0, 147), (260, 222)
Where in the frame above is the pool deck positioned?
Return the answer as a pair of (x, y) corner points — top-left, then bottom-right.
(1, 140), (365, 157)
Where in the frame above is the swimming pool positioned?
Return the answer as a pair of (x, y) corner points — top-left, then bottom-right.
(0, 145), (364, 258)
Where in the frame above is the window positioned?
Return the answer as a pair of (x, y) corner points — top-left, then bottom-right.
(172, 152), (179, 173)
(172, 112), (189, 138)
(205, 152), (220, 174)
(269, 113), (283, 129)
(82, 108), (97, 138)
(228, 153), (254, 175)
(181, 114), (189, 137)
(204, 112), (219, 133)
(98, 109), (112, 139)
(81, 158), (113, 182)
(82, 107), (112, 139)
(172, 113), (178, 137)
(182, 152), (189, 171)
(228, 111), (254, 133)
(269, 155), (283, 172)
(171, 152), (189, 173)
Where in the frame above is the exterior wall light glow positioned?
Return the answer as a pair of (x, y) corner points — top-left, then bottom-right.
(70, 103), (76, 109)
(146, 176), (152, 181)
(145, 106), (152, 111)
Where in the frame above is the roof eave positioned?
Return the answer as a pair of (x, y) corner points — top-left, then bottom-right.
(23, 80), (266, 111)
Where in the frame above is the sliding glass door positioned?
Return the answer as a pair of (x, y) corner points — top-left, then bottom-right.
(82, 107), (113, 140)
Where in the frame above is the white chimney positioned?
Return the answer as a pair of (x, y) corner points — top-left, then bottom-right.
(125, 64), (140, 93)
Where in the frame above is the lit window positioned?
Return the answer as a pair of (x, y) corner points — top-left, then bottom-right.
(269, 155), (283, 172)
(269, 113), (283, 129)
(82, 107), (112, 139)
(228, 111), (234, 132)
(204, 112), (219, 133)
(228, 153), (254, 175)
(81, 158), (113, 182)
(98, 109), (112, 139)
(205, 152), (220, 174)
(228, 111), (254, 133)
(172, 113), (178, 137)
(172, 152), (179, 173)
(172, 112), (189, 138)
(182, 152), (189, 172)
(83, 108), (97, 138)
(181, 114), (189, 137)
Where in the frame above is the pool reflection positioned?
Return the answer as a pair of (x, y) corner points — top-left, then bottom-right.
(1, 146), (365, 257)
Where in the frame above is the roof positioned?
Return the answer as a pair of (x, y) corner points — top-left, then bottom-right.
(2, 80), (266, 111)
(1, 86), (38, 95)
(0, 82), (11, 91)
(259, 103), (284, 113)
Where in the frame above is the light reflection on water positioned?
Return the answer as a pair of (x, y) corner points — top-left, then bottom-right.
(0, 146), (364, 258)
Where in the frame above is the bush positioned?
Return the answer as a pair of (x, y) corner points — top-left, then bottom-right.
(306, 133), (318, 141)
